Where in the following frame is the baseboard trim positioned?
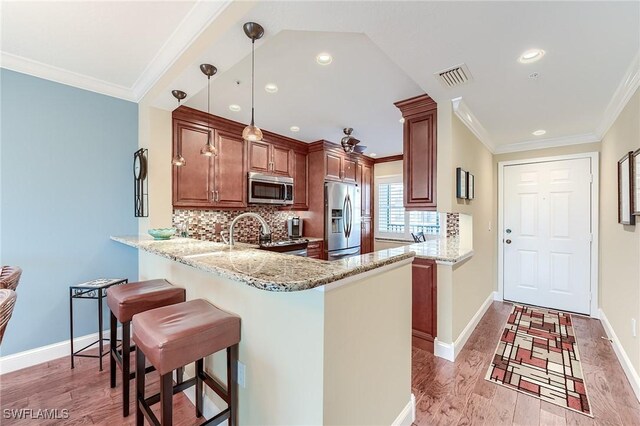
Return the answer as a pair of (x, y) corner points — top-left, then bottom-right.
(493, 290), (503, 301)
(0, 327), (122, 375)
(434, 338), (455, 361)
(392, 393), (416, 426)
(453, 292), (494, 359)
(434, 292), (494, 362)
(179, 371), (224, 421)
(599, 308), (640, 402)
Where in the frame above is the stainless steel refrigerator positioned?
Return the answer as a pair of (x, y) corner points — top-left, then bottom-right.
(325, 181), (361, 260)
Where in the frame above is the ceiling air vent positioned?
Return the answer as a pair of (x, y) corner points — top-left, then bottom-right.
(435, 63), (473, 88)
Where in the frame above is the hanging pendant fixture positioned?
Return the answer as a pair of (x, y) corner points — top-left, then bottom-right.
(241, 22), (265, 142)
(199, 63), (218, 157)
(171, 90), (187, 167)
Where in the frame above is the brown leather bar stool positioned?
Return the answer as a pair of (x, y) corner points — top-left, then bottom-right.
(133, 299), (240, 426)
(107, 279), (185, 417)
(0, 266), (22, 291)
(0, 289), (17, 344)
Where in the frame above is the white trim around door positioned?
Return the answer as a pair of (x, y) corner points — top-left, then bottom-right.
(497, 152), (600, 317)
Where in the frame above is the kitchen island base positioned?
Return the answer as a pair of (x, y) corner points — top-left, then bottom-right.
(137, 250), (413, 425)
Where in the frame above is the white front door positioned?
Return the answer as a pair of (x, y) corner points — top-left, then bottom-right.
(503, 158), (592, 314)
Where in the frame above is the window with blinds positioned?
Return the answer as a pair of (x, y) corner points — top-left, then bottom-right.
(377, 181), (440, 238)
(378, 182), (405, 233)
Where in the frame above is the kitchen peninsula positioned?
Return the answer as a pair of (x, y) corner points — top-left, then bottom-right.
(112, 235), (416, 425)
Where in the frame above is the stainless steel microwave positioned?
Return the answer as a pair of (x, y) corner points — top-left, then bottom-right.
(248, 172), (294, 205)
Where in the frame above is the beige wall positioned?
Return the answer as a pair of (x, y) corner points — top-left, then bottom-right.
(448, 116), (496, 342)
(494, 142), (601, 163)
(600, 87), (640, 375)
(374, 159), (402, 178)
(323, 264), (412, 425)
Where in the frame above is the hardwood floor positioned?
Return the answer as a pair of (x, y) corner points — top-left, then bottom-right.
(412, 301), (640, 426)
(0, 348), (202, 425)
(1, 301), (638, 425)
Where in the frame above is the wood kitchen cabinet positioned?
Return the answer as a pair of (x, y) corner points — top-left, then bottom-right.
(172, 119), (215, 208)
(291, 150), (308, 210)
(361, 217), (372, 254)
(394, 94), (437, 210)
(213, 130), (248, 208)
(172, 113), (247, 209)
(360, 162), (373, 218)
(357, 159), (374, 254)
(173, 106), (314, 210)
(306, 240), (324, 259)
(249, 140), (291, 176)
(412, 258), (437, 352)
(323, 149), (357, 183)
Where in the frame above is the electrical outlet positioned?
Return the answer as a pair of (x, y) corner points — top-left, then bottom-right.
(237, 361), (246, 388)
(632, 319), (637, 338)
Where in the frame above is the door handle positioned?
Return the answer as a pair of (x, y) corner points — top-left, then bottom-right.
(505, 239), (512, 244)
(342, 197), (348, 236)
(345, 195), (351, 238)
(215, 190), (219, 202)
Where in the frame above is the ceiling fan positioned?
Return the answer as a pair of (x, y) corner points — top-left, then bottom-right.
(340, 128), (366, 154)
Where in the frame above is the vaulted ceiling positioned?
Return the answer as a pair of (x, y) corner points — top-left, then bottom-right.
(2, 1), (638, 156)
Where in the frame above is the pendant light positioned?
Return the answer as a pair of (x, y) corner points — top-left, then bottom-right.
(199, 63), (218, 157)
(171, 90), (187, 167)
(241, 22), (265, 142)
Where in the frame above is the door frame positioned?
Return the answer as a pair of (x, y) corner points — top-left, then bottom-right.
(497, 152), (600, 317)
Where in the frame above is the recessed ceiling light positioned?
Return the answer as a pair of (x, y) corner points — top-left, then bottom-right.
(316, 52), (333, 65)
(290, 126), (300, 132)
(532, 129), (546, 136)
(518, 49), (545, 64)
(229, 104), (241, 112)
(264, 83), (278, 93)
(399, 118), (405, 123)
(370, 153), (377, 157)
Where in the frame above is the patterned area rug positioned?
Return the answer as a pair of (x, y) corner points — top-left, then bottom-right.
(485, 304), (593, 417)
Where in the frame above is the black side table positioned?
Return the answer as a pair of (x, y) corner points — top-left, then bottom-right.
(69, 278), (127, 370)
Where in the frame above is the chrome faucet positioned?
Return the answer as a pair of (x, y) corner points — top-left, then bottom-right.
(223, 212), (271, 246)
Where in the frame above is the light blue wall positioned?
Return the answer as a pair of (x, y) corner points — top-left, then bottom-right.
(0, 69), (139, 356)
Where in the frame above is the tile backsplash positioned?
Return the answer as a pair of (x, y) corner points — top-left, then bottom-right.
(173, 207), (305, 244)
(446, 213), (460, 237)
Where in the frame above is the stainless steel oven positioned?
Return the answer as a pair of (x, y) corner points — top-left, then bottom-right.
(248, 172), (294, 205)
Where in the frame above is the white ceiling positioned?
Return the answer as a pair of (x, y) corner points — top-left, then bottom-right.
(185, 30), (421, 155)
(2, 1), (638, 156)
(0, 0), (229, 100)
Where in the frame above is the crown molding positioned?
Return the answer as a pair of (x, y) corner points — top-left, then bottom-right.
(451, 97), (496, 153)
(0, 52), (135, 101)
(494, 132), (601, 154)
(0, 0), (232, 103)
(130, 0), (232, 101)
(596, 53), (640, 138)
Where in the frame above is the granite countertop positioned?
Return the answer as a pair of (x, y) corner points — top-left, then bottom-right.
(111, 236), (415, 292)
(304, 236), (324, 242)
(404, 236), (473, 265)
(375, 235), (473, 265)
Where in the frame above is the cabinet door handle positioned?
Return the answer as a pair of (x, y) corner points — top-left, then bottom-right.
(215, 190), (219, 202)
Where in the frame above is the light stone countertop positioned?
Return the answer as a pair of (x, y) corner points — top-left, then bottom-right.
(403, 236), (473, 265)
(303, 236), (324, 243)
(111, 236), (415, 292)
(375, 235), (473, 265)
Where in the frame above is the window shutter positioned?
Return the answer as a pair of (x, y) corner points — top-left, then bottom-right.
(378, 183), (405, 233)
